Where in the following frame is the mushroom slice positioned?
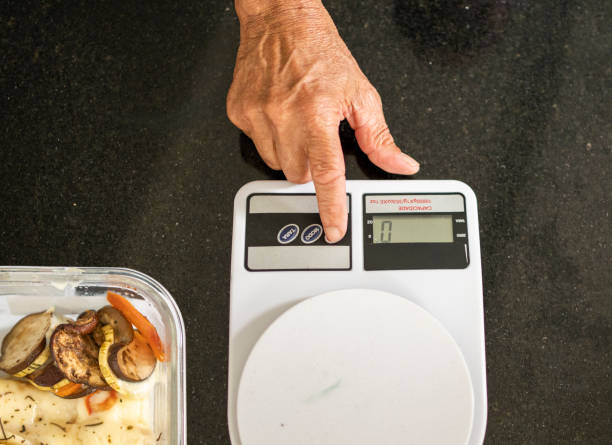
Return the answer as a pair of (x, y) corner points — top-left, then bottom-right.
(97, 306), (134, 345)
(0, 310), (52, 375)
(50, 325), (107, 388)
(108, 331), (156, 382)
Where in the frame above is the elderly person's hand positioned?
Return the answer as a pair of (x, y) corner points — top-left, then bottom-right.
(228, 0), (419, 242)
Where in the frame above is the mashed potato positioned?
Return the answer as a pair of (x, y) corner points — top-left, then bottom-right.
(0, 379), (155, 444)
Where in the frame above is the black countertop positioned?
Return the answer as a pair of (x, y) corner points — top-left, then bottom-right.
(1, 1), (610, 443)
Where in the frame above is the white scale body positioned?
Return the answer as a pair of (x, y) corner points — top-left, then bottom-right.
(228, 180), (487, 444)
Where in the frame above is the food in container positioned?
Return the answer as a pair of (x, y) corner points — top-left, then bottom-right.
(0, 267), (186, 445)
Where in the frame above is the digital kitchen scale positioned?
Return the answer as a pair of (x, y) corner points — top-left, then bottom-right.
(228, 180), (487, 445)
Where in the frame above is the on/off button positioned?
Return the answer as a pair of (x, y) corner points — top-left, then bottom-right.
(277, 224), (300, 244)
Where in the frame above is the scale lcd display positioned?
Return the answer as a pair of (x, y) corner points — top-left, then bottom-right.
(372, 215), (453, 244)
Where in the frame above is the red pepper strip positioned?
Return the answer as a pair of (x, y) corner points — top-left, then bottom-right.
(106, 291), (166, 362)
(85, 390), (118, 415)
(54, 382), (83, 398)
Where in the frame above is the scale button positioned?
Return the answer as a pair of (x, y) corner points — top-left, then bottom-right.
(301, 224), (323, 244)
(277, 224), (300, 244)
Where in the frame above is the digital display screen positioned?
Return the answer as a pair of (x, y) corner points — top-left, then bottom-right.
(372, 215), (453, 243)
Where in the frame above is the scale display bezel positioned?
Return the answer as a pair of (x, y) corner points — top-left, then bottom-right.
(363, 193), (470, 270)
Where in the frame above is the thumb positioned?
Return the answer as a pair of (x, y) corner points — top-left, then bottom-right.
(306, 125), (348, 243)
(347, 88), (420, 175)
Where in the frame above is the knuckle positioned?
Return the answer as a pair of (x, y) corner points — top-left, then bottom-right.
(363, 86), (382, 105)
(285, 170), (311, 184)
(227, 91), (262, 128)
(262, 99), (280, 118)
(226, 84), (241, 111)
(308, 144), (344, 184)
(266, 161), (282, 171)
(281, 155), (311, 184)
(371, 125), (395, 150)
(305, 99), (337, 124)
(355, 86), (382, 112)
(259, 151), (281, 170)
(227, 101), (248, 128)
(226, 99), (241, 126)
(311, 163), (345, 186)
(242, 104), (260, 123)
(370, 88), (383, 105)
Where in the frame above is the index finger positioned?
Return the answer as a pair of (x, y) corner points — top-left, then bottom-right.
(306, 126), (347, 243)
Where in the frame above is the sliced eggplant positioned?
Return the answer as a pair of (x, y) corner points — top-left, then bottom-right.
(97, 306), (134, 345)
(67, 310), (98, 335)
(27, 362), (65, 387)
(0, 310), (52, 375)
(50, 325), (107, 388)
(108, 332), (156, 382)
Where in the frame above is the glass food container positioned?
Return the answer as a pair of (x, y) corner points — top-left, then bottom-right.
(0, 266), (186, 445)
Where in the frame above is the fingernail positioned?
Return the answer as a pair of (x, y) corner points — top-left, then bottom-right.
(402, 153), (420, 170)
(324, 227), (343, 244)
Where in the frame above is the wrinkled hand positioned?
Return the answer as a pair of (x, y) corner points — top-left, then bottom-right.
(228, 1), (419, 242)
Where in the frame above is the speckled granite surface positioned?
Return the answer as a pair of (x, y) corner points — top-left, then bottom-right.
(1, 1), (610, 443)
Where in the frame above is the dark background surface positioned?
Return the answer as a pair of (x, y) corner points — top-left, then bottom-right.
(1, 0), (610, 443)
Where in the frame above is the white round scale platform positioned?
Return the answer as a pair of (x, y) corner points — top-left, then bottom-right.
(237, 289), (474, 445)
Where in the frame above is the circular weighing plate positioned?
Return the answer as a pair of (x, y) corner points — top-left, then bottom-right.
(237, 289), (474, 445)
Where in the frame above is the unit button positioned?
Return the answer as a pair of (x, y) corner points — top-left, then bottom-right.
(277, 224), (300, 244)
(301, 224), (323, 244)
